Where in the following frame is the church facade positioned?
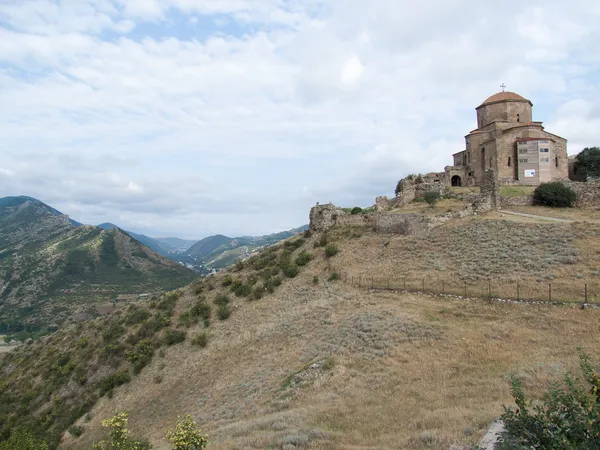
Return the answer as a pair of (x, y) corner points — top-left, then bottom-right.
(446, 91), (568, 187)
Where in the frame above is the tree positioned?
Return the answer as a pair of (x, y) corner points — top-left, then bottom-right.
(574, 147), (600, 180)
(423, 191), (440, 207)
(165, 415), (208, 450)
(92, 411), (151, 450)
(533, 182), (576, 208)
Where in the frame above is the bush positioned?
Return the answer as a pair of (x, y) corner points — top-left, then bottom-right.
(126, 339), (155, 373)
(191, 301), (211, 321)
(350, 206), (362, 215)
(191, 332), (208, 348)
(324, 243), (339, 258)
(319, 233), (329, 247)
(163, 329), (186, 346)
(282, 263), (299, 278)
(233, 283), (252, 297)
(423, 191), (441, 207)
(97, 370), (131, 396)
(295, 251), (312, 267)
(165, 415), (209, 450)
(312, 276), (319, 285)
(214, 294), (229, 306)
(221, 276), (233, 287)
(533, 182), (577, 207)
(252, 286), (264, 300)
(217, 304), (230, 321)
(328, 272), (340, 281)
(574, 147), (600, 179)
(499, 349), (600, 449)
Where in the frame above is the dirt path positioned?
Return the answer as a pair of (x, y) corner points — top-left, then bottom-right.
(501, 210), (573, 223)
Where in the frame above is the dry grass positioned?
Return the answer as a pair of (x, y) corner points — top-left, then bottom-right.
(60, 217), (600, 449)
(68, 269), (600, 450)
(508, 205), (600, 222)
(499, 185), (536, 197)
(389, 198), (466, 216)
(328, 216), (600, 303)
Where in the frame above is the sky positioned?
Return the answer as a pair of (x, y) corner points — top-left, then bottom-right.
(1, 1), (599, 239)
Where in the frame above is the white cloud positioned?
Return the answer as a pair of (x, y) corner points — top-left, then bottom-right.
(1, 0), (599, 237)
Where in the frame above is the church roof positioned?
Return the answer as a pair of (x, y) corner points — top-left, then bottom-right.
(479, 91), (531, 107)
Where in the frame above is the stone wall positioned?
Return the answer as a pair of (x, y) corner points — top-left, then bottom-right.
(500, 195), (534, 207)
(309, 204), (373, 232)
(374, 214), (429, 235)
(565, 180), (600, 209)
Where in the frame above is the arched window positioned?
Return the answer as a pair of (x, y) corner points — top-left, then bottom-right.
(508, 157), (511, 167)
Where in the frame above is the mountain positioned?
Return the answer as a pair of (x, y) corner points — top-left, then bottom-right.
(152, 237), (198, 252)
(180, 226), (309, 271)
(97, 223), (174, 257)
(0, 197), (196, 334)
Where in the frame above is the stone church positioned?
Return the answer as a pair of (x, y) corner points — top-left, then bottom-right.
(445, 90), (568, 187)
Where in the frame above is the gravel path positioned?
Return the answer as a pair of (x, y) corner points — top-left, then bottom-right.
(501, 210), (573, 222)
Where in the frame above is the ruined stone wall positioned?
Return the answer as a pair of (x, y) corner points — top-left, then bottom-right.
(374, 214), (429, 235)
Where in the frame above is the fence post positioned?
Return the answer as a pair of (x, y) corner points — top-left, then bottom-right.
(549, 283), (552, 302)
(585, 283), (587, 303)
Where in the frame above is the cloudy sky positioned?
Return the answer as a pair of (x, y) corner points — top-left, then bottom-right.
(1, 0), (599, 238)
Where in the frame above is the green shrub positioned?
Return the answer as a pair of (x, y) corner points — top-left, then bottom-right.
(126, 339), (155, 374)
(282, 263), (299, 278)
(217, 304), (230, 321)
(97, 370), (131, 396)
(328, 272), (340, 281)
(350, 207), (363, 215)
(68, 425), (84, 437)
(233, 260), (244, 272)
(499, 349), (600, 449)
(191, 332), (208, 348)
(324, 243), (339, 258)
(92, 411), (151, 450)
(221, 275), (233, 287)
(533, 182), (577, 207)
(423, 191), (441, 207)
(233, 283), (252, 297)
(163, 329), (186, 346)
(191, 301), (211, 321)
(312, 276), (319, 285)
(252, 286), (264, 300)
(214, 294), (230, 306)
(194, 284), (204, 295)
(295, 251), (312, 267)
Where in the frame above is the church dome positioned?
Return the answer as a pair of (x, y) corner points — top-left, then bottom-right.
(479, 91), (530, 107)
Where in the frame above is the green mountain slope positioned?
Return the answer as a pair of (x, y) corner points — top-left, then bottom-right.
(97, 223), (175, 257)
(180, 226), (309, 271)
(0, 198), (196, 334)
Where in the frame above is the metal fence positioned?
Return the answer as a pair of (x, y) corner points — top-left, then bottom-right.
(337, 273), (599, 305)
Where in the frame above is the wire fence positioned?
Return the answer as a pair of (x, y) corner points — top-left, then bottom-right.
(337, 273), (600, 305)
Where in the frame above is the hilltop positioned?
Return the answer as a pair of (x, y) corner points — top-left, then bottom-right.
(0, 197), (196, 335)
(1, 206), (600, 448)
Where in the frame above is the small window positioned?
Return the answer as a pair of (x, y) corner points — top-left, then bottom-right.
(508, 157), (511, 167)
(519, 158), (528, 163)
(555, 157), (559, 168)
(539, 148), (549, 153)
(517, 113), (520, 122)
(519, 149), (528, 154)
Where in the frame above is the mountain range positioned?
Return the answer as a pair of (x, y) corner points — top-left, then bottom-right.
(0, 196), (196, 334)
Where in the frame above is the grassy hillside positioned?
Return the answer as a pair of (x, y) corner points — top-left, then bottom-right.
(0, 198), (196, 335)
(1, 218), (600, 449)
